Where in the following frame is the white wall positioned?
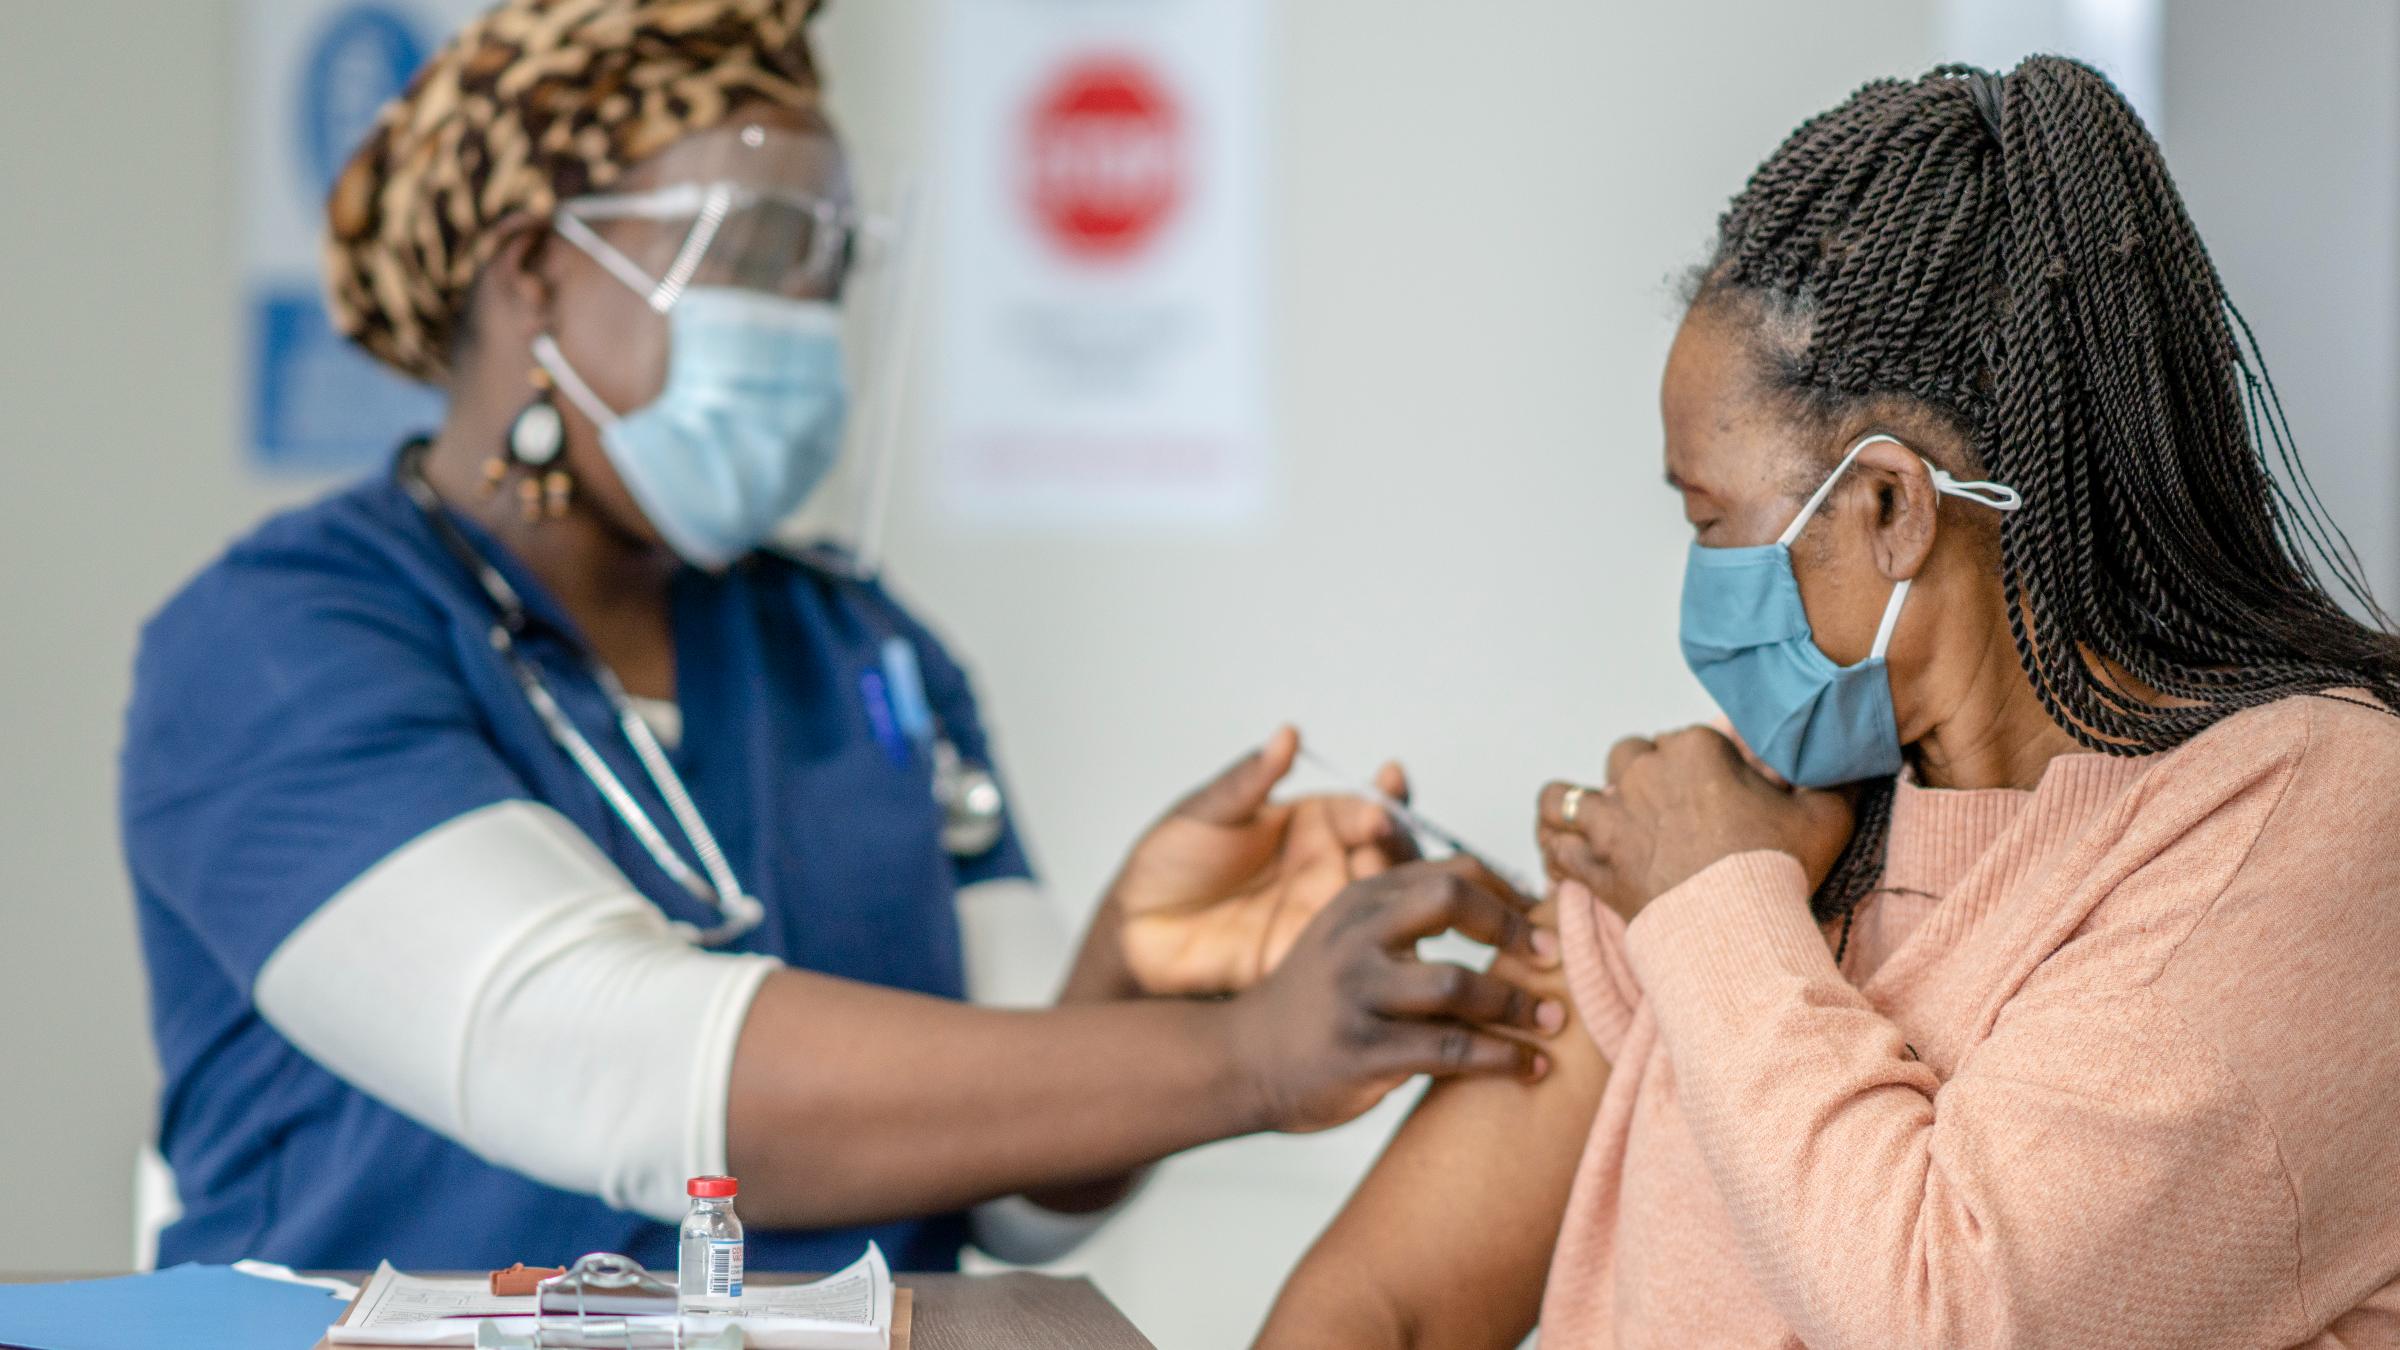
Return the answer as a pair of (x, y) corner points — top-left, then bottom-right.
(1937, 0), (2400, 603)
(2159, 0), (2400, 602)
(6, 4), (2392, 1349)
(0, 0), (323, 1278)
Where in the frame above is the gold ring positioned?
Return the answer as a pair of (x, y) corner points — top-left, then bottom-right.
(1562, 784), (1588, 825)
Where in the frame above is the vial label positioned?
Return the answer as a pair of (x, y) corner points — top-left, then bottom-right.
(708, 1239), (744, 1298)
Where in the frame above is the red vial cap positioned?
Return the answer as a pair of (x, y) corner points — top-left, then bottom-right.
(687, 1175), (739, 1198)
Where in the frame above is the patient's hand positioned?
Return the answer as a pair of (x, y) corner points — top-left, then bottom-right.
(1111, 727), (1415, 996)
(1536, 725), (1852, 921)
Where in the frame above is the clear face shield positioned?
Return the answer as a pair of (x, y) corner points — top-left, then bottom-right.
(549, 122), (921, 574)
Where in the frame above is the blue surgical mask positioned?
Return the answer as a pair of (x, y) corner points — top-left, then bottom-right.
(1678, 434), (2022, 788)
(537, 287), (848, 569)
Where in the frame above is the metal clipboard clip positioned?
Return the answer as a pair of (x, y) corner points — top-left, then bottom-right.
(474, 1254), (743, 1350)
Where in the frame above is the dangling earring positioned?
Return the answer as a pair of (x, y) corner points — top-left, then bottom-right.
(491, 362), (574, 522)
(542, 468), (573, 519)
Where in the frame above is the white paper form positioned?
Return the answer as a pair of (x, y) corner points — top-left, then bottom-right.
(329, 1265), (529, 1346)
(693, 1243), (893, 1349)
(721, 1245), (889, 1329)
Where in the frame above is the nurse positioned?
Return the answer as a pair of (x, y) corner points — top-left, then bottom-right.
(122, 0), (1559, 1274)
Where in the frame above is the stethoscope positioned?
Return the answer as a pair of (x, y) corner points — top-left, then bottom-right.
(396, 445), (1007, 948)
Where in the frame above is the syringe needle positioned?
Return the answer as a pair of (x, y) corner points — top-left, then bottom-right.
(1296, 746), (1533, 897)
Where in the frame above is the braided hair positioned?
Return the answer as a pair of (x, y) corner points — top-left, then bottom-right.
(1691, 57), (2400, 942)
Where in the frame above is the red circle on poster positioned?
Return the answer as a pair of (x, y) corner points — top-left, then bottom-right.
(1023, 56), (1183, 261)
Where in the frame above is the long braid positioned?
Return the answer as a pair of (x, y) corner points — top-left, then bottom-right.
(1697, 57), (2400, 925)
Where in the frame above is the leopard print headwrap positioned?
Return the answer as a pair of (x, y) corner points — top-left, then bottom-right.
(324, 0), (826, 384)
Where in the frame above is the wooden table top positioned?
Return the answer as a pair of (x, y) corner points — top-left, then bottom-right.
(868, 1272), (1154, 1350)
(2, 1270), (1156, 1350)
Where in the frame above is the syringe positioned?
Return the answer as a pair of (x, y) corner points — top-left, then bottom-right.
(1296, 746), (1536, 898)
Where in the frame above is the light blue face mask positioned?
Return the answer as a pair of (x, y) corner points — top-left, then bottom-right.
(1678, 434), (2023, 788)
(537, 287), (848, 569)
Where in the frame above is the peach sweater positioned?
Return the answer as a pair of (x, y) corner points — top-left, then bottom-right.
(1540, 695), (2400, 1348)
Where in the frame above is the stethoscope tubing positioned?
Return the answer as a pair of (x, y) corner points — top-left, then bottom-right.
(399, 448), (764, 946)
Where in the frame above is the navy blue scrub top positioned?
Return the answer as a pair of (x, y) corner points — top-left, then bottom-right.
(120, 457), (1033, 1273)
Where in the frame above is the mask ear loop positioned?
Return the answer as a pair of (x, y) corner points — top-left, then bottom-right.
(1864, 439), (1921, 662)
(1869, 578), (1913, 662)
(1930, 468), (2024, 512)
(1776, 434), (1908, 548)
(532, 335), (619, 431)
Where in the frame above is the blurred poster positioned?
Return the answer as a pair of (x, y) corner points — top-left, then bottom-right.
(239, 1), (482, 473)
(935, 0), (1271, 526)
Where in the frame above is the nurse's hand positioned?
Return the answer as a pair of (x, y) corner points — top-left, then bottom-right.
(1536, 726), (1853, 922)
(1111, 727), (1415, 996)
(1226, 858), (1564, 1134)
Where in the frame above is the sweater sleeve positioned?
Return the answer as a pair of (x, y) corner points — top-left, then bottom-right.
(1623, 851), (2307, 1350)
(1555, 880), (1643, 1060)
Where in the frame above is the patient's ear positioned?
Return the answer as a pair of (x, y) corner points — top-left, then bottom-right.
(1849, 437), (1941, 583)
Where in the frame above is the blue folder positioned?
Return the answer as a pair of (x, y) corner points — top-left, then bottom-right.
(0, 1264), (347, 1350)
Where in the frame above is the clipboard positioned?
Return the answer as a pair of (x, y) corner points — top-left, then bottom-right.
(308, 1284), (913, 1349)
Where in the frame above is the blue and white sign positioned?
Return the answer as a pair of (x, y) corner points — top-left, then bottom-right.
(239, 0), (487, 473)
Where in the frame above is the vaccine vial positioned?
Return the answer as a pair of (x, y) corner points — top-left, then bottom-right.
(678, 1175), (744, 1309)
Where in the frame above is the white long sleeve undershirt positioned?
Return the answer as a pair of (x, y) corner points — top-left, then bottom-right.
(249, 787), (1119, 1262)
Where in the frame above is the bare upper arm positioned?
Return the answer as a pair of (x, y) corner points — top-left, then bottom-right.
(1255, 924), (1608, 1349)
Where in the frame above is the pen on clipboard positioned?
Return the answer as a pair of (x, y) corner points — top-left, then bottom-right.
(1297, 746), (1535, 898)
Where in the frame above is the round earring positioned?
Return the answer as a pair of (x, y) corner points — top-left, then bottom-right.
(507, 365), (564, 468)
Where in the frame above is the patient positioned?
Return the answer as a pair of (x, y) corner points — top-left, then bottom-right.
(1259, 57), (2400, 1348)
